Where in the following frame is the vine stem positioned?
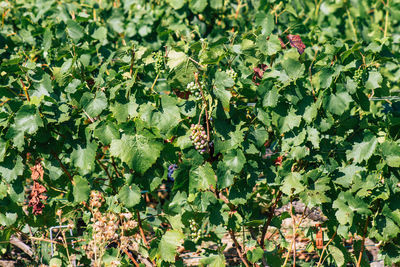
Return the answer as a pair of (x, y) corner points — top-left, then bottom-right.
(316, 230), (337, 267)
(136, 210), (150, 249)
(197, 105), (205, 125)
(384, 0), (389, 38)
(122, 248), (140, 267)
(136, 210), (156, 266)
(95, 157), (115, 193)
(346, 9), (358, 42)
(308, 49), (318, 100)
(234, 0), (242, 19)
(228, 230), (251, 267)
(356, 216), (370, 267)
(51, 151), (74, 185)
(188, 57), (205, 69)
(129, 48), (135, 76)
(195, 73), (210, 141)
(283, 202), (308, 267)
(259, 190), (282, 249)
(290, 200), (296, 267)
(150, 72), (159, 92)
(20, 79), (30, 102)
(111, 156), (121, 178)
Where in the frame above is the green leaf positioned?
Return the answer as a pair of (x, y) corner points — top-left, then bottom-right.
(43, 28), (52, 52)
(0, 139), (7, 161)
(110, 134), (162, 174)
(152, 95), (181, 136)
(73, 176), (90, 203)
(0, 182), (7, 200)
(189, 163), (216, 194)
(282, 51), (304, 80)
(80, 91), (108, 118)
(333, 191), (371, 225)
(200, 254), (226, 267)
(94, 122), (119, 145)
(91, 26), (107, 42)
(335, 164), (364, 188)
(189, 0), (207, 13)
(118, 184), (141, 208)
(279, 111), (301, 133)
(66, 19), (84, 42)
(303, 103), (318, 123)
(167, 0), (186, 9)
(216, 161), (234, 189)
(110, 98), (138, 123)
(381, 141), (400, 167)
(263, 87), (279, 108)
(60, 58), (73, 75)
(0, 213), (17, 226)
(346, 134), (378, 163)
(307, 127), (320, 149)
(265, 35), (282, 56)
(158, 230), (184, 262)
(71, 142), (97, 175)
(224, 149), (246, 173)
(214, 85), (232, 109)
(281, 172), (305, 195)
(318, 68), (334, 89)
(327, 92), (352, 115)
(7, 105), (43, 138)
(329, 246), (345, 267)
(210, 0), (223, 9)
(0, 156), (24, 183)
(215, 71), (235, 88)
(251, 127), (268, 147)
(255, 12), (274, 35)
(366, 71), (382, 90)
(167, 50), (187, 70)
(247, 247), (264, 263)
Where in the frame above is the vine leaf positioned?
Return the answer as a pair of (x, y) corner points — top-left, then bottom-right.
(80, 91), (108, 118)
(118, 185), (141, 208)
(346, 134), (378, 164)
(158, 230), (184, 262)
(71, 142), (98, 175)
(6, 105), (43, 149)
(110, 134), (162, 174)
(287, 34), (306, 54)
(73, 176), (90, 203)
(189, 163), (216, 194)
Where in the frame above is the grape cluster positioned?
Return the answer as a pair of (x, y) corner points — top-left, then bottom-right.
(190, 124), (208, 154)
(186, 81), (204, 99)
(152, 51), (164, 73)
(353, 68), (363, 85)
(189, 219), (202, 242)
(167, 164), (177, 181)
(226, 69), (237, 81)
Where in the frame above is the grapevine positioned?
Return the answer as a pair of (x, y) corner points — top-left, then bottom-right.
(1, 1), (399, 266)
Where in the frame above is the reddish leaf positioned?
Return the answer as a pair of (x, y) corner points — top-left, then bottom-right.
(274, 155), (283, 166)
(278, 37), (287, 49)
(252, 64), (268, 86)
(287, 34), (306, 54)
(173, 89), (190, 99)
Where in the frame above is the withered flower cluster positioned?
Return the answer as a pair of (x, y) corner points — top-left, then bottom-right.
(28, 162), (47, 215)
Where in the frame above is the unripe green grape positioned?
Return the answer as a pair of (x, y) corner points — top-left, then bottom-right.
(226, 68), (237, 81)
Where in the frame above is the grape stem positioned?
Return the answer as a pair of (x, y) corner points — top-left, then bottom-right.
(194, 72), (210, 141)
(198, 105), (205, 125)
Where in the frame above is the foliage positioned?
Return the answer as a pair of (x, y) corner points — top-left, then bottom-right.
(1, 0), (400, 266)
